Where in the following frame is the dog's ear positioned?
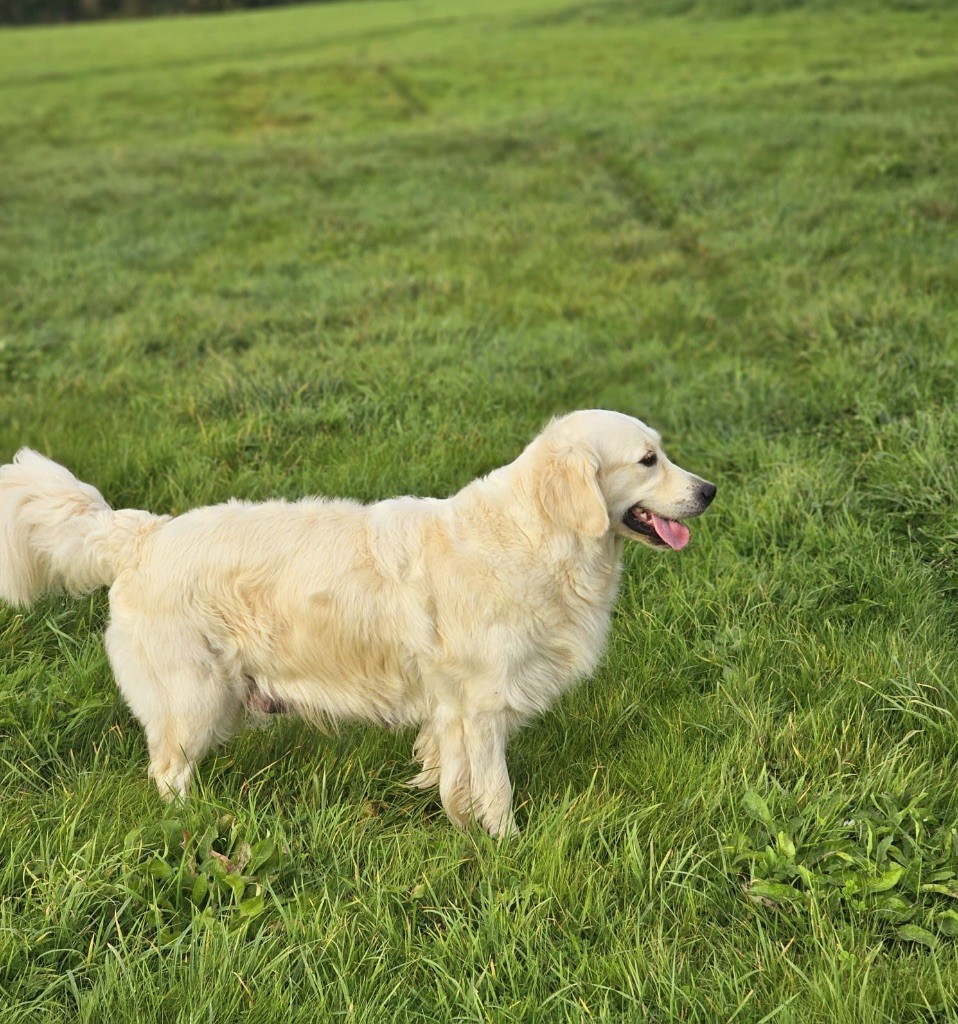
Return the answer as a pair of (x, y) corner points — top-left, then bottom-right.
(538, 444), (609, 538)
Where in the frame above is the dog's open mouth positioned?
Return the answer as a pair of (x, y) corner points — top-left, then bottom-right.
(623, 506), (690, 550)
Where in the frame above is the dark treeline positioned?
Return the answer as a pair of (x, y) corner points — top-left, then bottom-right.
(1, 0), (333, 25)
(2, 0), (948, 26)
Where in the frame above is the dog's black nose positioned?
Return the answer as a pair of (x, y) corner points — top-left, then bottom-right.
(699, 481), (717, 505)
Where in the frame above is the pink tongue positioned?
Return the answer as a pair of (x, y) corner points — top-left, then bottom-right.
(650, 513), (690, 551)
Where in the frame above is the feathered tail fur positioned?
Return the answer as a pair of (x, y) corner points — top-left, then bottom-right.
(0, 449), (161, 607)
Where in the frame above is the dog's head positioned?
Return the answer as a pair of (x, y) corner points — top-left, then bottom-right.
(534, 410), (715, 549)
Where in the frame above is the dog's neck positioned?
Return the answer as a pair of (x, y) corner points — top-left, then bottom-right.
(459, 450), (627, 595)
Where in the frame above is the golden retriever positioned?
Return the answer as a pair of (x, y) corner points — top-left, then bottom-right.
(0, 410), (714, 835)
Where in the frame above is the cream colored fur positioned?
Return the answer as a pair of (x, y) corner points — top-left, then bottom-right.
(0, 410), (714, 835)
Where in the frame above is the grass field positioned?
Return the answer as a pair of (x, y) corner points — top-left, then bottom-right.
(1, 0), (957, 1019)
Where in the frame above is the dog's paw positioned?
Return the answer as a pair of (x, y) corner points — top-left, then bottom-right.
(483, 813), (518, 839)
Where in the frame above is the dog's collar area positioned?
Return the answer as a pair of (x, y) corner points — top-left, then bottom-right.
(622, 506), (689, 550)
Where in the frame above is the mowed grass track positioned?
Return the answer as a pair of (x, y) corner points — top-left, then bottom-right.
(1, 0), (957, 1020)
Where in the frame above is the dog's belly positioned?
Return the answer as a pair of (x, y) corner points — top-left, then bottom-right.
(213, 585), (428, 730)
(244, 666), (423, 729)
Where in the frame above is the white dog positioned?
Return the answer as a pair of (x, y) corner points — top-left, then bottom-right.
(0, 410), (714, 835)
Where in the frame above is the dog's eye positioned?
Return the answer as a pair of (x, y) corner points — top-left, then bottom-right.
(639, 453), (658, 467)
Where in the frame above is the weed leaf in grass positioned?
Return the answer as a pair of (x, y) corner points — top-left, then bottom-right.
(896, 925), (938, 948)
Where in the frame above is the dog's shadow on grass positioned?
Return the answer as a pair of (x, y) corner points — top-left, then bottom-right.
(203, 717), (428, 815)
(21, 684), (636, 831)
(196, 707), (629, 828)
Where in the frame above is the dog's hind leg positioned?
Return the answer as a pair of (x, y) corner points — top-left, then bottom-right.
(142, 668), (242, 801)
(105, 615), (243, 801)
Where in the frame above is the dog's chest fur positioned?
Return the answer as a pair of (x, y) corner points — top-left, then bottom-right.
(491, 534), (624, 716)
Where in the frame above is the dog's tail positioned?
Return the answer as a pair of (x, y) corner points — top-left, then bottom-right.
(0, 449), (163, 608)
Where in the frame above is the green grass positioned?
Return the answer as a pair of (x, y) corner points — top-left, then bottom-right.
(1, 0), (957, 1019)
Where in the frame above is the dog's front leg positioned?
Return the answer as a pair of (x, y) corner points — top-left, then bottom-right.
(463, 712), (516, 838)
(434, 710), (472, 830)
(405, 725), (440, 790)
(425, 695), (516, 835)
